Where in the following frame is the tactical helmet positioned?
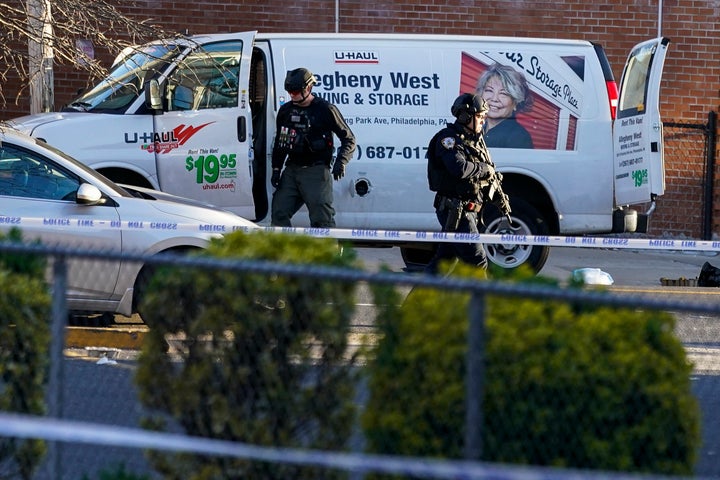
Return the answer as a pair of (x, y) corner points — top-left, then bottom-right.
(451, 93), (489, 124)
(284, 68), (317, 92)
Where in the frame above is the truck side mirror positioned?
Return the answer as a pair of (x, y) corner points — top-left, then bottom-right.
(146, 79), (163, 112)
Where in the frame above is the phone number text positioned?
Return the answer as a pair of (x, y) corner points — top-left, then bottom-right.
(356, 145), (428, 160)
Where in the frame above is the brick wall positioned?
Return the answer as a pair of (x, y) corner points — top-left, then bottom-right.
(2, 0), (719, 237)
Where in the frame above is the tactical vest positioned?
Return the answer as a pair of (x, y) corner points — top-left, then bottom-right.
(427, 123), (485, 200)
(277, 105), (333, 158)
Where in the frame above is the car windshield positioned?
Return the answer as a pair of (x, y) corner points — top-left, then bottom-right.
(63, 43), (183, 114)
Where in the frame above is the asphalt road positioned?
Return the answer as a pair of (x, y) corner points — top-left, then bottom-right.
(37, 245), (720, 479)
(359, 243), (720, 286)
(538, 245), (718, 287)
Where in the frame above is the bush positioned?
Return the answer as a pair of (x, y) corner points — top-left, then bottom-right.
(82, 464), (150, 480)
(0, 228), (50, 480)
(0, 227), (45, 277)
(135, 231), (361, 480)
(362, 263), (700, 475)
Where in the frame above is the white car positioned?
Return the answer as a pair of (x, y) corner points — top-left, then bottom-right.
(0, 126), (257, 323)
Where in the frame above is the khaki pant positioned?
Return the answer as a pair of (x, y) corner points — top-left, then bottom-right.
(271, 163), (335, 227)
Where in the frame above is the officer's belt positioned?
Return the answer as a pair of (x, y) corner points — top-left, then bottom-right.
(286, 160), (329, 168)
(436, 194), (482, 213)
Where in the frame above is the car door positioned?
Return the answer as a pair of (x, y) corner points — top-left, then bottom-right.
(0, 142), (122, 306)
(153, 32), (256, 219)
(613, 37), (670, 206)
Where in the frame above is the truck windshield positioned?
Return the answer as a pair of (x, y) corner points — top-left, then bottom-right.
(63, 43), (182, 114)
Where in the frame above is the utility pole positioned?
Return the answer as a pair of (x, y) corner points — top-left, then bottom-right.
(27, 0), (54, 113)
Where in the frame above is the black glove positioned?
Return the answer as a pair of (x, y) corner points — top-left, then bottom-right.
(332, 162), (345, 181)
(475, 162), (494, 179)
(271, 169), (281, 188)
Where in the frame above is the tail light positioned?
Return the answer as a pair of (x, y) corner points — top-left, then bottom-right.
(606, 80), (618, 120)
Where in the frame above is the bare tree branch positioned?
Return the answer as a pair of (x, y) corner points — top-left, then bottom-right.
(0, 0), (176, 108)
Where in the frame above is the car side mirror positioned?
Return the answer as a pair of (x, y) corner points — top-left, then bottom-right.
(146, 79), (163, 112)
(76, 183), (102, 205)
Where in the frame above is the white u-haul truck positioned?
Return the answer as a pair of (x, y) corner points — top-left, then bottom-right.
(10, 33), (669, 271)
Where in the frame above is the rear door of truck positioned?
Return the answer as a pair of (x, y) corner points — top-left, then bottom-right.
(613, 37), (670, 206)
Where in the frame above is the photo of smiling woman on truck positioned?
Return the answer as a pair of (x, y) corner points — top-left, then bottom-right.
(476, 63), (534, 149)
(460, 50), (587, 151)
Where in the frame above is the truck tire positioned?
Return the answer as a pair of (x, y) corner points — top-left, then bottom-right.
(482, 197), (550, 272)
(400, 198), (550, 273)
(98, 168), (153, 189)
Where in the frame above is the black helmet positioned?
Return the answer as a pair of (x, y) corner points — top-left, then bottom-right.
(451, 93), (489, 124)
(284, 68), (317, 92)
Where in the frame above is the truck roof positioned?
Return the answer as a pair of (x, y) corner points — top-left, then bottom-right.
(180, 31), (597, 49)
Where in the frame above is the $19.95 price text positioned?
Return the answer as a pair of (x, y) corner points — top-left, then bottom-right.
(186, 154), (236, 184)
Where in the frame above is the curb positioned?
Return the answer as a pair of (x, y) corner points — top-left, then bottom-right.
(65, 326), (148, 350)
(610, 285), (720, 295)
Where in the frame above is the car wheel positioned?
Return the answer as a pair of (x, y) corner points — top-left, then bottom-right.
(400, 244), (435, 272)
(133, 265), (156, 326)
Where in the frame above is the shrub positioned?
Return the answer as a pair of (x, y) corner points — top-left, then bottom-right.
(362, 263), (700, 475)
(82, 464), (151, 480)
(0, 227), (45, 277)
(0, 228), (50, 480)
(135, 231), (361, 480)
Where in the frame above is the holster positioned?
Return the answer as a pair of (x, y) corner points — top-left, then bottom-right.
(436, 195), (465, 231)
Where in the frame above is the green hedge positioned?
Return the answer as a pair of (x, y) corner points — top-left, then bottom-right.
(0, 228), (50, 480)
(363, 263), (700, 475)
(135, 231), (361, 480)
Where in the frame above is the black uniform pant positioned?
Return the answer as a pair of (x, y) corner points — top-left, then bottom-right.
(425, 203), (488, 274)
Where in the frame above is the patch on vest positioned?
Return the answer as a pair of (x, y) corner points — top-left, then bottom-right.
(440, 137), (456, 149)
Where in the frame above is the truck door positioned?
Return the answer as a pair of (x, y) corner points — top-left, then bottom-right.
(613, 37), (670, 206)
(152, 32), (256, 219)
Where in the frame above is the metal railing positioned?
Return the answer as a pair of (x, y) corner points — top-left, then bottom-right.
(1, 240), (719, 479)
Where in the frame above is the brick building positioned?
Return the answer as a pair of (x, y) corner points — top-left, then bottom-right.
(2, 0), (719, 237)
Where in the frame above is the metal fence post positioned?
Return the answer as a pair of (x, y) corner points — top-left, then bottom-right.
(703, 110), (717, 240)
(464, 290), (485, 460)
(47, 254), (68, 479)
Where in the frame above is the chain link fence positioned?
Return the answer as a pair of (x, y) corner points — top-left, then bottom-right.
(650, 112), (717, 239)
(0, 239), (720, 479)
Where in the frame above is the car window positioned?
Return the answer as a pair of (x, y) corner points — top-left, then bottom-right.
(0, 144), (80, 200)
(34, 138), (133, 197)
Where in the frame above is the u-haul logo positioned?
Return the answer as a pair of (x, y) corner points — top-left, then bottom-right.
(124, 122), (215, 154)
(334, 51), (379, 64)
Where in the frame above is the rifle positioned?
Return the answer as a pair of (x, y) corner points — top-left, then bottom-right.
(468, 136), (513, 224)
(485, 171), (512, 224)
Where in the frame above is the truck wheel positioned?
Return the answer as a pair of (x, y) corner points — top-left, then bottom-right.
(98, 168), (153, 189)
(482, 198), (550, 272)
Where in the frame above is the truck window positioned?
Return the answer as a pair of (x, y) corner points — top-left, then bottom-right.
(166, 41), (242, 111)
(617, 44), (654, 118)
(64, 44), (180, 114)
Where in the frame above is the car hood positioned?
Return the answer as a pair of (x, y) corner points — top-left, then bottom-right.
(119, 184), (258, 229)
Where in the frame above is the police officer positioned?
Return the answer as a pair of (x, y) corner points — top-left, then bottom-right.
(271, 67), (356, 228)
(425, 93), (498, 274)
